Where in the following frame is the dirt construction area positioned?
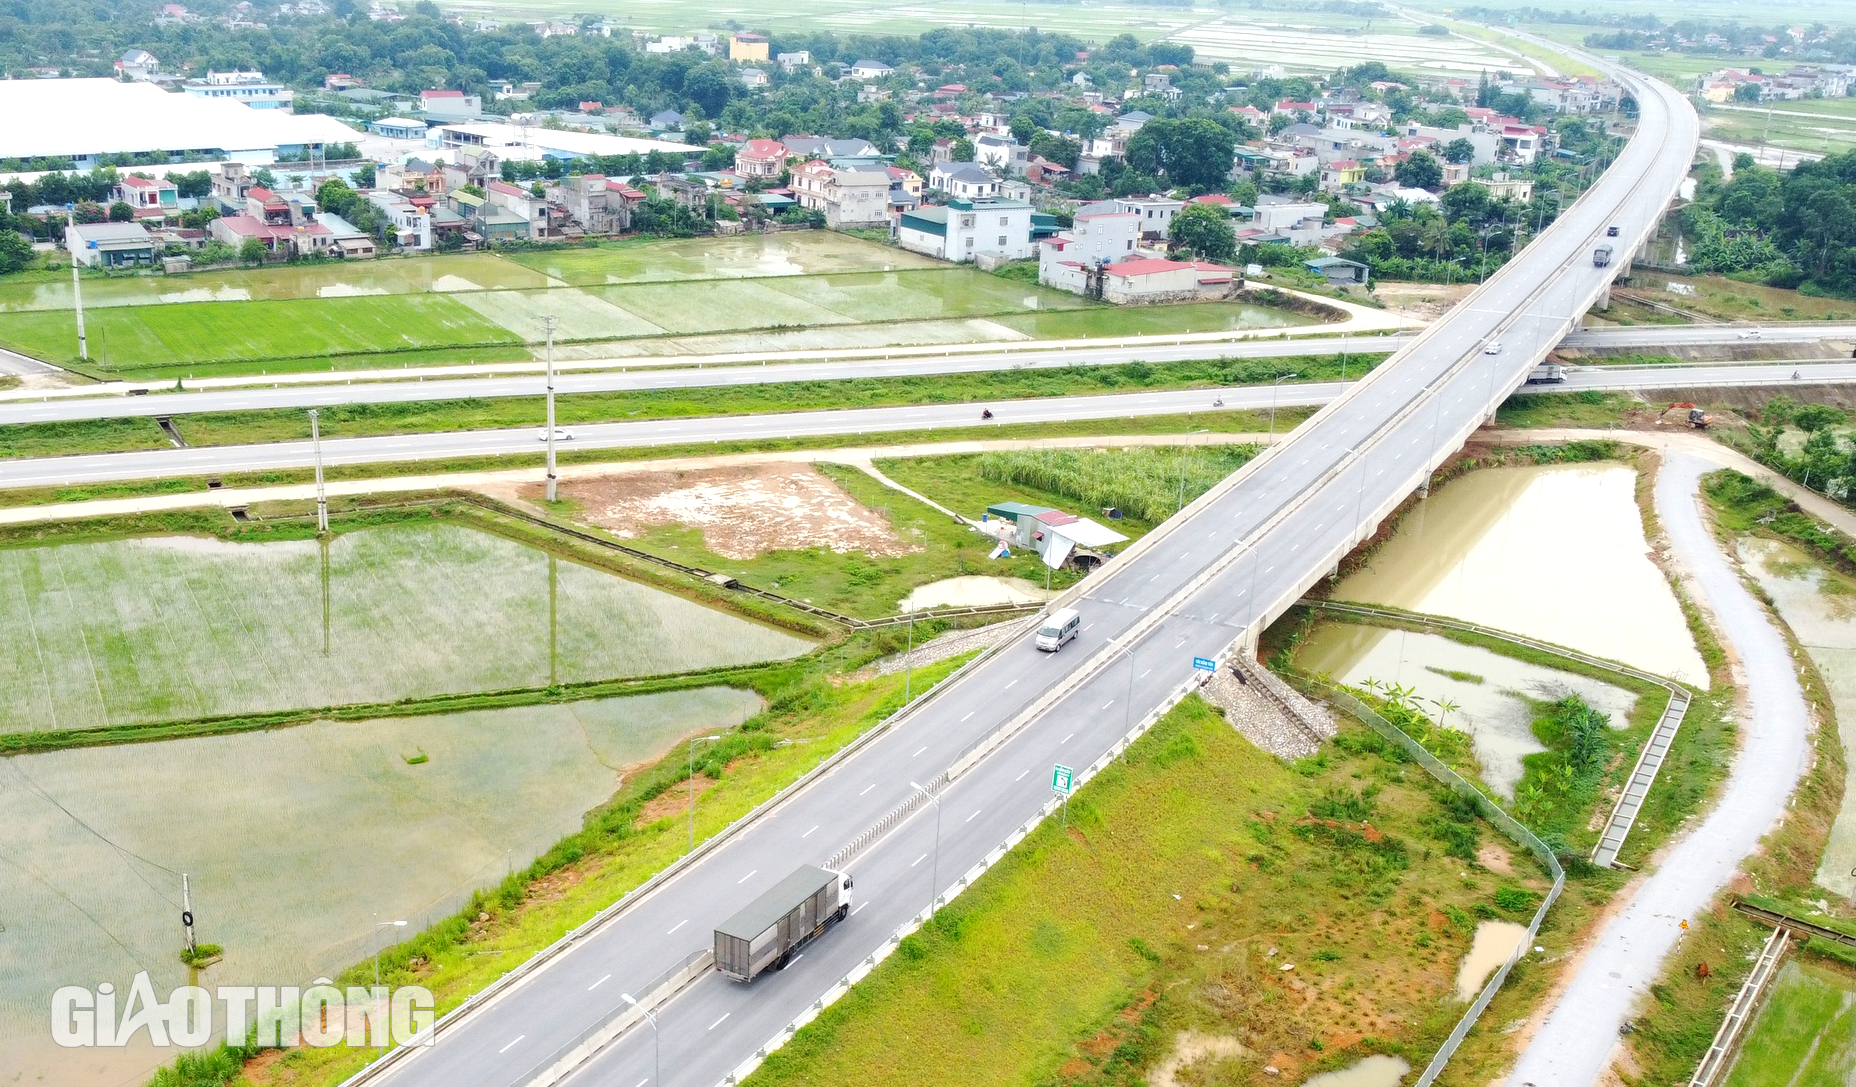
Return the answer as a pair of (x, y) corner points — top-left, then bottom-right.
(542, 463), (920, 560)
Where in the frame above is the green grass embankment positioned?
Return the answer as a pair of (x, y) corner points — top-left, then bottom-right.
(0, 353), (1379, 460)
(0, 411), (1314, 510)
(1618, 467), (1851, 1082)
(747, 696), (1553, 1087)
(146, 655), (975, 1087)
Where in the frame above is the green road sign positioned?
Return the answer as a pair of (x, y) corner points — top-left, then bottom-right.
(1052, 764), (1074, 794)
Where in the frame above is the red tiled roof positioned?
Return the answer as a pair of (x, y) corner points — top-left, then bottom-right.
(1189, 193), (1233, 204)
(247, 186), (276, 200)
(741, 139), (786, 158)
(1105, 258), (1233, 278)
(424, 89), (465, 98)
(119, 175), (168, 189)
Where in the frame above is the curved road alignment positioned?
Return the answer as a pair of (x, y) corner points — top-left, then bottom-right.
(1505, 451), (1812, 1086)
(335, 58), (1695, 1087)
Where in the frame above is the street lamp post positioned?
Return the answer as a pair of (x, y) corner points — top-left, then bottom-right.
(373, 918), (407, 989)
(1268, 373), (1298, 438)
(909, 781), (942, 920)
(689, 734), (720, 852)
(621, 994), (659, 1087)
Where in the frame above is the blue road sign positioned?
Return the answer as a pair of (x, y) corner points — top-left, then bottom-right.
(1192, 656), (1216, 671)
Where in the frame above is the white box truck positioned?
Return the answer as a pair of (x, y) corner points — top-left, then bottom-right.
(714, 866), (852, 982)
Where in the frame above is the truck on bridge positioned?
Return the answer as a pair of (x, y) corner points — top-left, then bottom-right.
(1593, 244), (1614, 268)
(715, 865), (852, 982)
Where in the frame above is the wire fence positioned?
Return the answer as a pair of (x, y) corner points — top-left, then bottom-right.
(1302, 680), (1566, 1087)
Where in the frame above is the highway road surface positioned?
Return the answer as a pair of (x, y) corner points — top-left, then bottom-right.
(0, 322), (1851, 427)
(333, 58), (1698, 1087)
(1, 360), (1847, 490)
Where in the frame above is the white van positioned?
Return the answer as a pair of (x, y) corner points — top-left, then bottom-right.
(1036, 607), (1081, 652)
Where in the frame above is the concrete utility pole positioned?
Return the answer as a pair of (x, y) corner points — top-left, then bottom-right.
(689, 734), (719, 852)
(544, 314), (558, 503)
(1268, 373), (1298, 438)
(181, 874), (196, 953)
(309, 409), (328, 533)
(66, 206), (88, 361)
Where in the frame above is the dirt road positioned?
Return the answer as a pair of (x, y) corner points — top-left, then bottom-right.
(1505, 450), (1812, 1086)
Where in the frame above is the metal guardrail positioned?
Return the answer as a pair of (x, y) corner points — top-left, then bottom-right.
(327, 594), (1016, 1087)
(513, 948), (713, 1087)
(1301, 680), (1566, 1087)
(720, 658), (1217, 1087)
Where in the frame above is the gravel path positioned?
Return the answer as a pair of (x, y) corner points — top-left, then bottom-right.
(872, 617), (1037, 676)
(1505, 451), (1812, 1087)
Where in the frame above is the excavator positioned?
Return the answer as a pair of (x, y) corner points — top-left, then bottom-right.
(1660, 402), (1712, 429)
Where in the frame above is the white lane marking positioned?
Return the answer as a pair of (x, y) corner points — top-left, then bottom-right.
(961, 711), (974, 721)
(1141, 668), (1153, 678)
(911, 853), (928, 867)
(861, 784), (876, 796)
(588, 975), (610, 991)
(499, 1036), (525, 1054)
(634, 1079), (649, 1087)
(913, 746), (927, 757)
(1083, 623), (1093, 631)
(1061, 732), (1074, 744)
(1016, 769), (1030, 781)
(1004, 679), (1017, 689)
(853, 901), (868, 915)
(737, 869), (758, 884)
(967, 809), (982, 822)
(667, 919), (688, 935)
(791, 953), (804, 965)
(709, 1013), (730, 1031)
(802, 825), (819, 838)
(1101, 699), (1114, 709)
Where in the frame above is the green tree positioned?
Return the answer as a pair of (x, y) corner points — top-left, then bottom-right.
(238, 237), (266, 265)
(1441, 138), (1477, 164)
(0, 230), (32, 274)
(950, 138), (975, 162)
(1125, 118), (1237, 192)
(1395, 150), (1443, 190)
(1168, 201), (1236, 262)
(107, 201), (134, 222)
(1733, 82), (1763, 103)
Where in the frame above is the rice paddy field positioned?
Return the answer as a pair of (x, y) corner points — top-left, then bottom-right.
(0, 521), (810, 734)
(437, 0), (1211, 41)
(1722, 960), (1856, 1087)
(0, 685), (764, 1087)
(0, 234), (1162, 376)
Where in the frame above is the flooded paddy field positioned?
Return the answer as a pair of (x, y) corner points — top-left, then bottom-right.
(0, 253), (558, 312)
(1738, 537), (1856, 899)
(504, 230), (942, 284)
(1333, 463), (1708, 685)
(0, 232), (1323, 376)
(1296, 625), (1639, 798)
(0, 686), (762, 1087)
(0, 521), (809, 735)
